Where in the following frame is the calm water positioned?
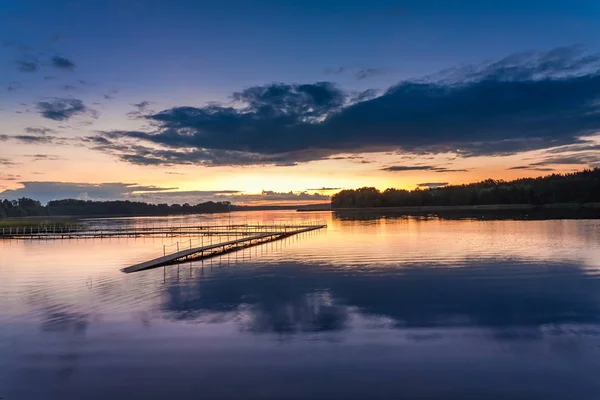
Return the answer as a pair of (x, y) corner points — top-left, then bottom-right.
(2, 210), (600, 399)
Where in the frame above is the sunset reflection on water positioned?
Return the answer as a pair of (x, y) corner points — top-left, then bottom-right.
(2, 210), (600, 399)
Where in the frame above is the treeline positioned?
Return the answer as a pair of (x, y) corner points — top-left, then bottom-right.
(332, 169), (600, 208)
(0, 198), (235, 218)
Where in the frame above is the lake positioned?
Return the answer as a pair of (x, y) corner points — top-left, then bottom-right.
(2, 210), (600, 399)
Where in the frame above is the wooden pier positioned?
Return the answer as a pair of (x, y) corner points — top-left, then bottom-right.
(0, 222), (326, 239)
(0, 220), (327, 272)
(122, 224), (325, 273)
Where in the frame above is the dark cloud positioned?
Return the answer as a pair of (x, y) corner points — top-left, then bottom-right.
(51, 56), (75, 70)
(417, 182), (448, 189)
(133, 100), (151, 110)
(532, 141), (600, 169)
(356, 68), (386, 80)
(307, 187), (341, 191)
(507, 146), (600, 170)
(382, 165), (467, 173)
(0, 158), (16, 166)
(84, 135), (335, 167)
(25, 127), (56, 135)
(11, 135), (57, 144)
(0, 135), (70, 145)
(25, 154), (63, 161)
(327, 155), (364, 160)
(531, 154), (600, 167)
(0, 174), (20, 181)
(43, 76), (57, 81)
(544, 141), (600, 154)
(94, 46), (600, 167)
(62, 84), (78, 91)
(230, 81), (346, 119)
(508, 166), (534, 170)
(1, 134), (70, 145)
(82, 135), (112, 145)
(36, 98), (94, 121)
(327, 154), (373, 164)
(508, 166), (555, 172)
(431, 45), (600, 83)
(127, 100), (153, 118)
(16, 59), (39, 72)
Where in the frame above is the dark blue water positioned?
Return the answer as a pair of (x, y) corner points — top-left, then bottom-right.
(2, 211), (600, 399)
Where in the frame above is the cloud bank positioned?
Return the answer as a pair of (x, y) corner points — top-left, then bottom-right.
(0, 182), (329, 205)
(76, 46), (600, 167)
(51, 56), (75, 70)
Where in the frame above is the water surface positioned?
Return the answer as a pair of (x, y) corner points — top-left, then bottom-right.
(2, 211), (600, 399)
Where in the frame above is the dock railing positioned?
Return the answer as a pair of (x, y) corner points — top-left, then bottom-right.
(159, 220), (327, 257)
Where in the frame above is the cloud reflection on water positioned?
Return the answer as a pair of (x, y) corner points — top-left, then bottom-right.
(162, 260), (600, 338)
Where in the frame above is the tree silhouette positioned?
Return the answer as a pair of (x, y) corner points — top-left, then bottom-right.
(332, 169), (600, 208)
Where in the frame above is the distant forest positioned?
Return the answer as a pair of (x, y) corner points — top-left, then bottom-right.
(0, 198), (325, 218)
(332, 169), (600, 208)
(0, 198), (238, 218)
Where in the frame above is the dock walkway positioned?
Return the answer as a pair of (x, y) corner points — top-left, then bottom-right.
(122, 224), (324, 273)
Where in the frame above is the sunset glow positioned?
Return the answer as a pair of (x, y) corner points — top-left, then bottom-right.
(1, 1), (599, 204)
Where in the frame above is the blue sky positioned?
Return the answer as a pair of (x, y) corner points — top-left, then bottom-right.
(1, 0), (600, 203)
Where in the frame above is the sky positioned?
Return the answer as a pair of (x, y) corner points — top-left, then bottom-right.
(1, 0), (600, 205)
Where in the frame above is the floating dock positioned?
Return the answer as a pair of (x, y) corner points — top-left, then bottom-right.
(122, 224), (325, 273)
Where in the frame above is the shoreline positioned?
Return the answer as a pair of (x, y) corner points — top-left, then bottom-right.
(331, 203), (600, 212)
(4, 204), (600, 224)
